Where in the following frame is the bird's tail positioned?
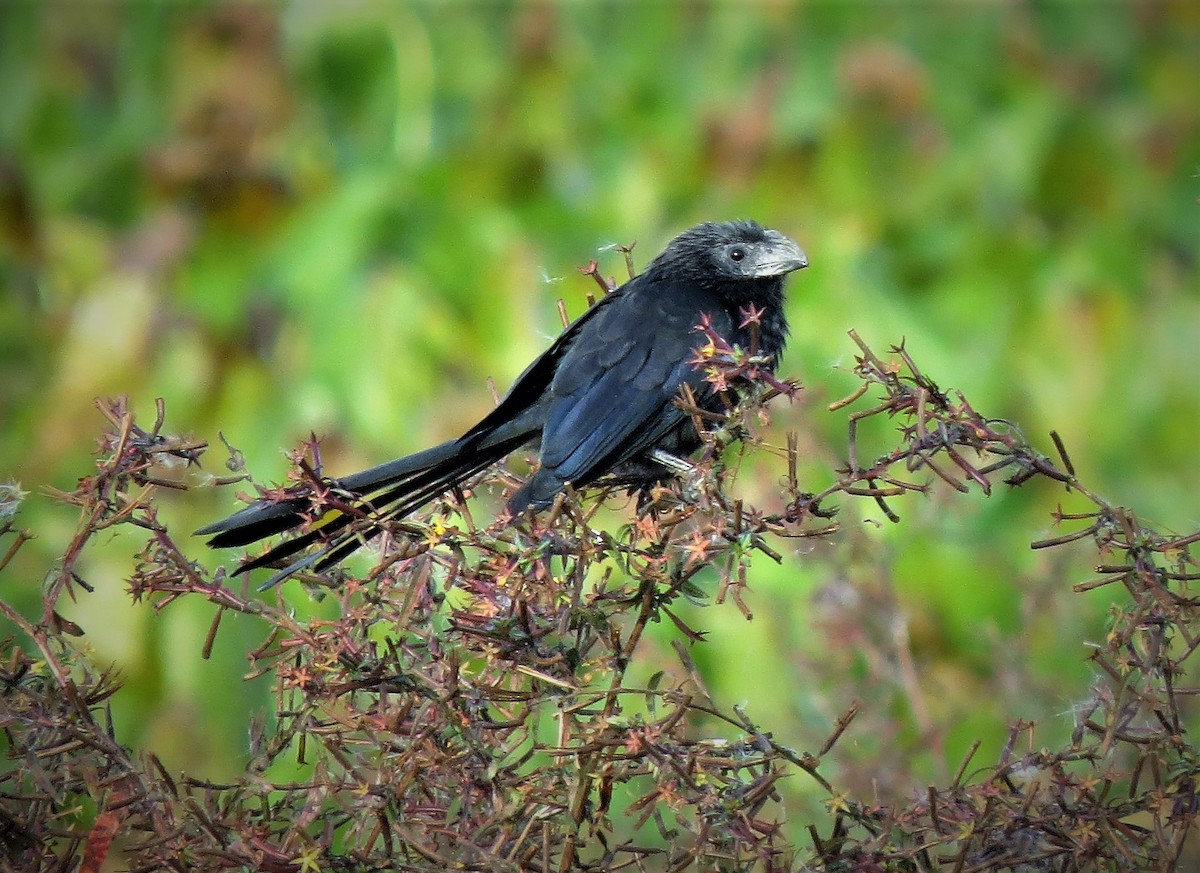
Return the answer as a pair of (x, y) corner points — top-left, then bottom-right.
(197, 433), (529, 589)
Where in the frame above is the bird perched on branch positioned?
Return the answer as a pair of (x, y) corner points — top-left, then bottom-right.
(198, 220), (807, 587)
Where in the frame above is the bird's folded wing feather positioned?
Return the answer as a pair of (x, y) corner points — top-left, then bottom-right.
(539, 286), (732, 488)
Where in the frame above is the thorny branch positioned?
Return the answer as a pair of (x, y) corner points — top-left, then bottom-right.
(1, 316), (1198, 871)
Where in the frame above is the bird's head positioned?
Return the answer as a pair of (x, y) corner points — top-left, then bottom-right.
(647, 219), (808, 289)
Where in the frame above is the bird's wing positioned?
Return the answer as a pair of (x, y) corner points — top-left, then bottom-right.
(535, 282), (731, 493)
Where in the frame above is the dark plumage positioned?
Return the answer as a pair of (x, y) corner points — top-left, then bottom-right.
(198, 220), (807, 586)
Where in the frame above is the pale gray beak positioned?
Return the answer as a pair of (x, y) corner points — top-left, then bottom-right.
(753, 229), (809, 277)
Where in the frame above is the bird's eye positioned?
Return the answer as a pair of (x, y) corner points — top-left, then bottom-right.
(729, 247), (746, 262)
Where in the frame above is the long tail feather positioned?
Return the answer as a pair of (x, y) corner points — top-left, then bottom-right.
(219, 433), (531, 588)
(196, 498), (310, 548)
(195, 438), (469, 548)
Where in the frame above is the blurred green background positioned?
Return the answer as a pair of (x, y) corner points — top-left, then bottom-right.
(1, 0), (1197, 821)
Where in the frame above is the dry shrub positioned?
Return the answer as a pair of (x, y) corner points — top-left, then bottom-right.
(2, 324), (1197, 872)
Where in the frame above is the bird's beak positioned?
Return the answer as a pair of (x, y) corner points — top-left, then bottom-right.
(754, 230), (809, 277)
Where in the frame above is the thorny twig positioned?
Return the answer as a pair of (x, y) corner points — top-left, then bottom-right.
(2, 303), (1197, 870)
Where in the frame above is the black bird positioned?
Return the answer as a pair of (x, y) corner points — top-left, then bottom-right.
(198, 220), (807, 586)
